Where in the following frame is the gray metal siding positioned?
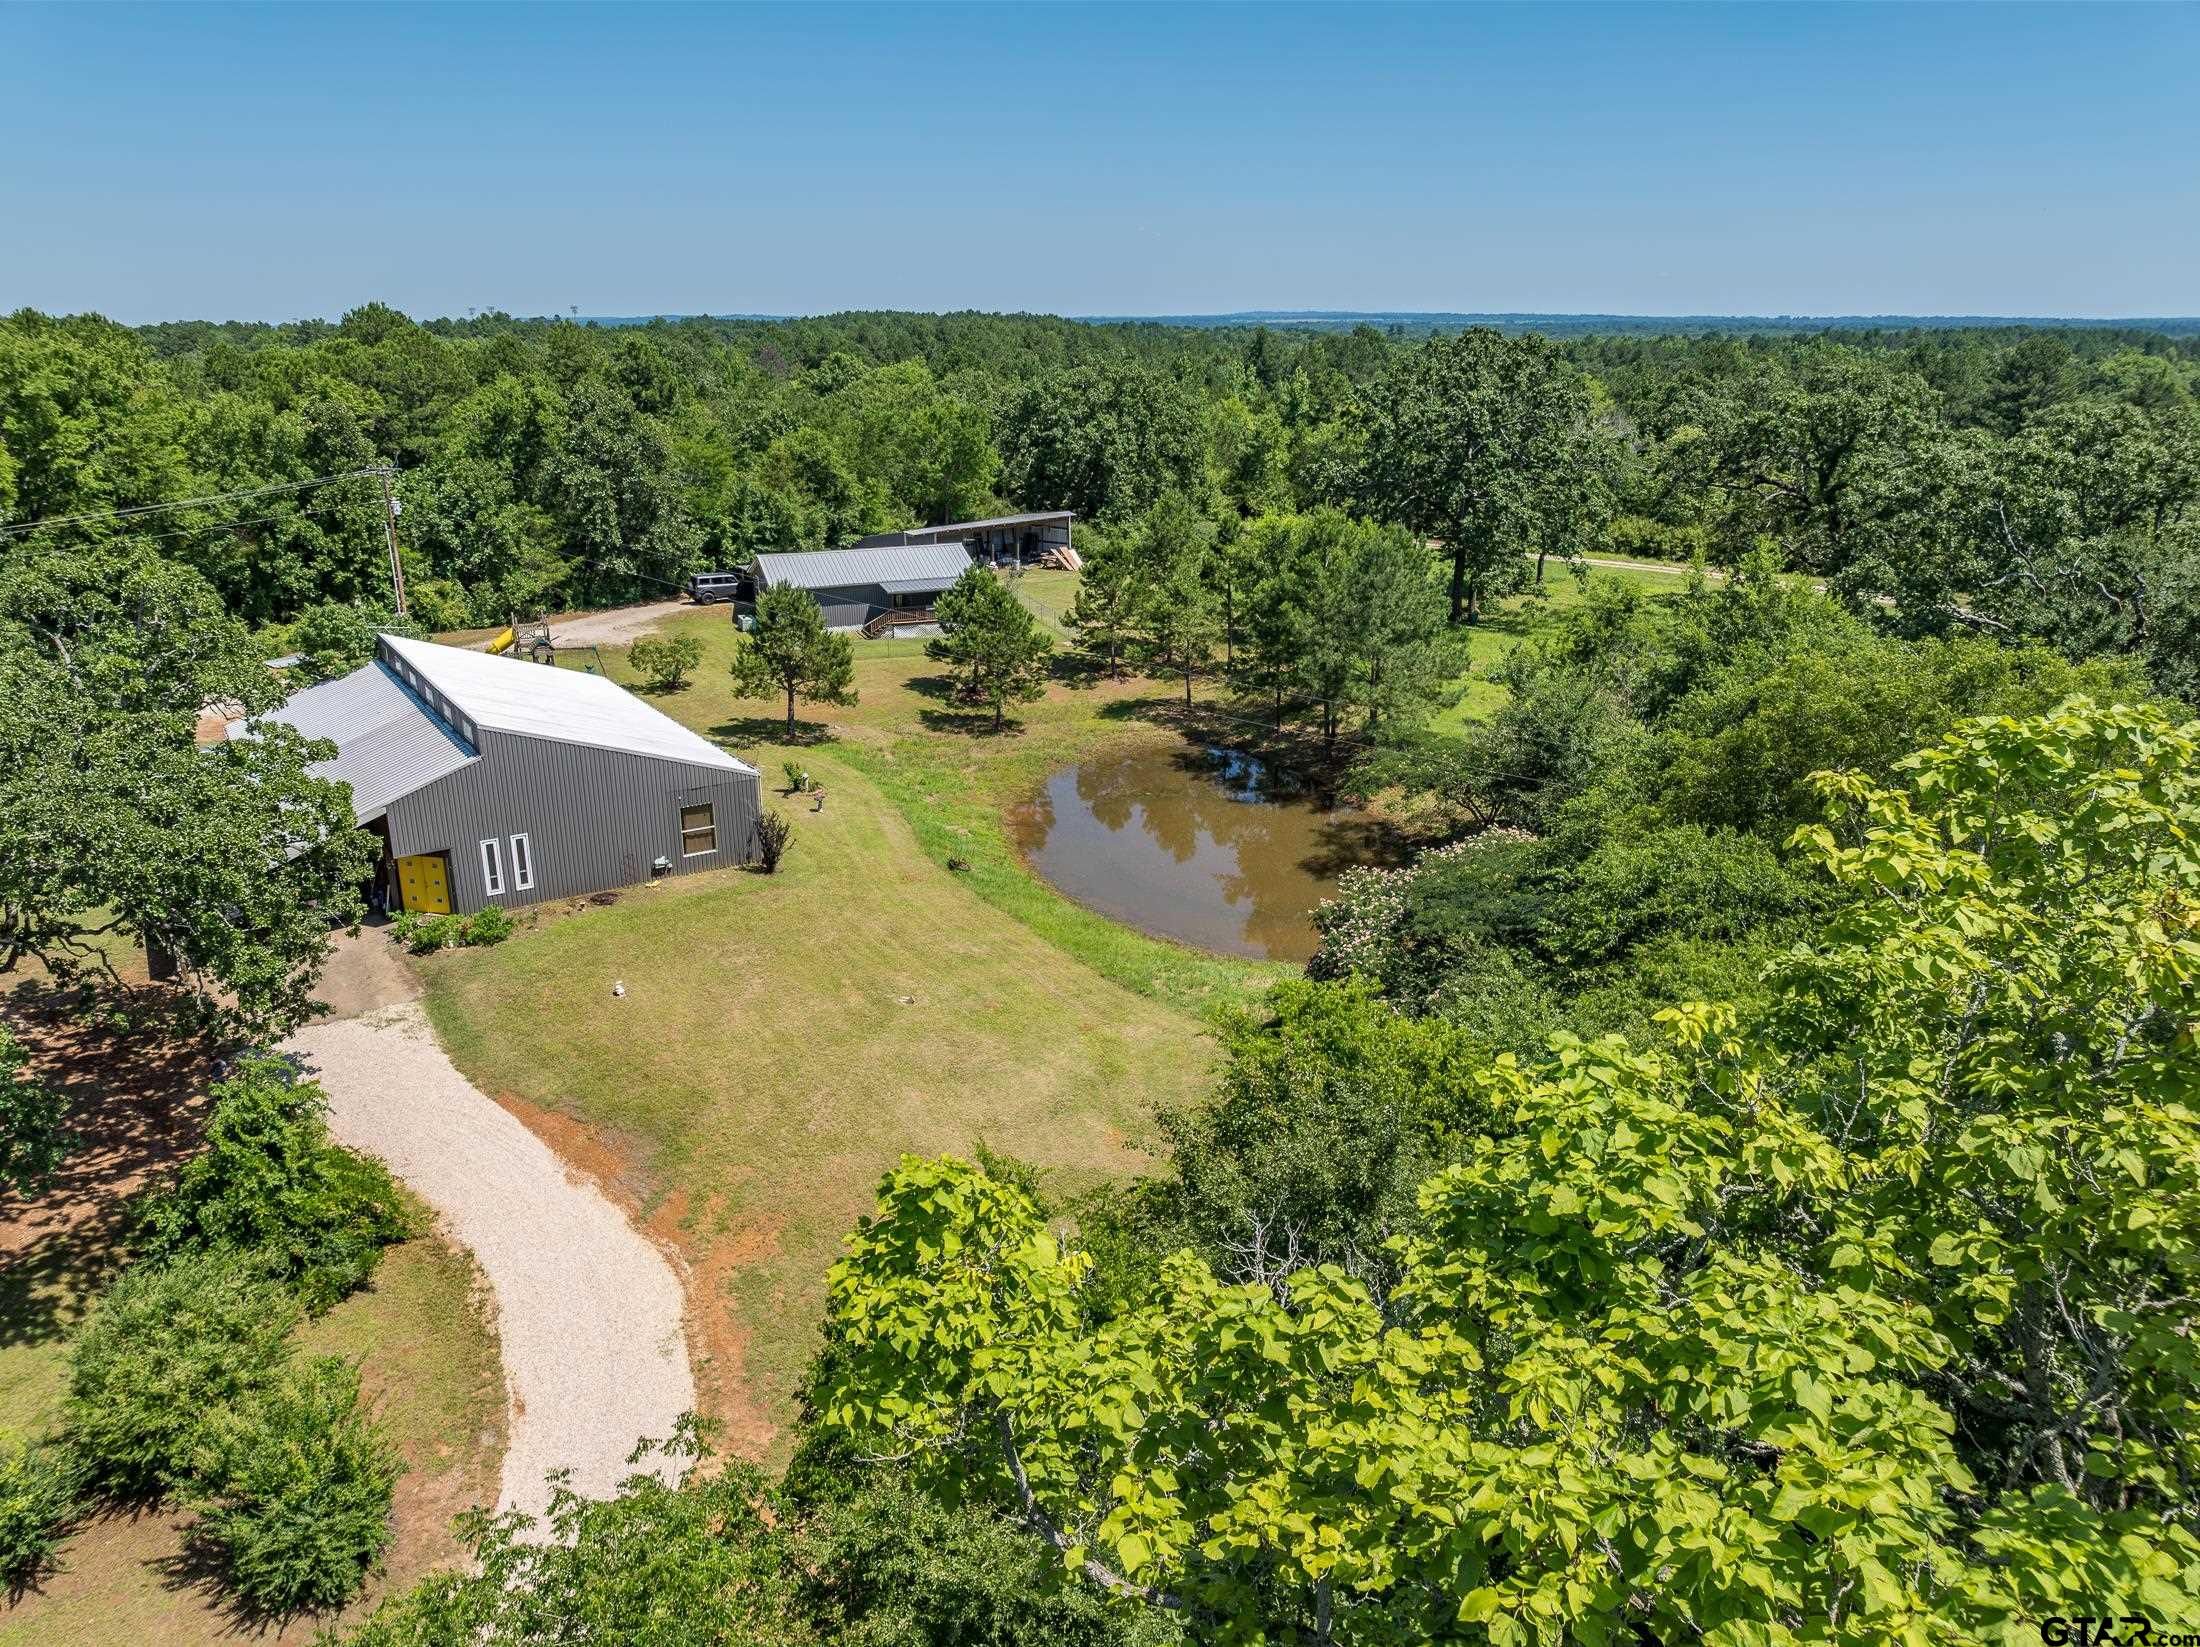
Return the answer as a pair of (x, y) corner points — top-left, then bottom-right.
(805, 583), (888, 631)
(384, 730), (762, 913)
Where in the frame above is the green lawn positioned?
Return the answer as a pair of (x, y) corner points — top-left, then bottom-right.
(1427, 558), (1685, 736)
(421, 741), (1225, 1460)
(414, 555), (1689, 1464)
(573, 598), (1292, 1018)
(1009, 565), (1080, 638)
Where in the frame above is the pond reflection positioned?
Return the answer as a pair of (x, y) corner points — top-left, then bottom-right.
(1008, 744), (1410, 961)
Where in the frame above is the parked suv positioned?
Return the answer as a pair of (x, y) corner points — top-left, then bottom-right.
(687, 571), (745, 604)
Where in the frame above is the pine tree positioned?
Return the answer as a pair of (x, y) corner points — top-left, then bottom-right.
(730, 584), (857, 735)
(927, 566), (1056, 730)
(1064, 530), (1142, 680)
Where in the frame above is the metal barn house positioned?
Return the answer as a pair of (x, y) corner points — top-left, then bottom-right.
(750, 541), (975, 636)
(233, 633), (763, 914)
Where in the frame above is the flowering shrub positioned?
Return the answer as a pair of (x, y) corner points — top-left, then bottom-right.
(1307, 830), (1530, 984)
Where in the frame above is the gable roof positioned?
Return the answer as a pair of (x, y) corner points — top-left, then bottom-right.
(753, 542), (974, 593)
(377, 634), (756, 774)
(227, 660), (478, 824)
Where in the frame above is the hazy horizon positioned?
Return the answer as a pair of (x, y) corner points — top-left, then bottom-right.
(100, 308), (2200, 334)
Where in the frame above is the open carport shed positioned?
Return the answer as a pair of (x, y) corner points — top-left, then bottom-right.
(859, 510), (1075, 568)
(232, 633), (763, 915)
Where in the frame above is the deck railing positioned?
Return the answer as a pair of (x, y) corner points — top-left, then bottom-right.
(862, 605), (936, 639)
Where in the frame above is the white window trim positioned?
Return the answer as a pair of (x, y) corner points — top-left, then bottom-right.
(509, 833), (534, 891)
(479, 837), (505, 897)
(680, 803), (718, 858)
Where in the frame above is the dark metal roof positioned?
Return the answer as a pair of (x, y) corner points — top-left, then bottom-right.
(903, 510), (1074, 537)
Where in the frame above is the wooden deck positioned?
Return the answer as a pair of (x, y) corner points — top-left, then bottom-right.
(861, 605), (937, 639)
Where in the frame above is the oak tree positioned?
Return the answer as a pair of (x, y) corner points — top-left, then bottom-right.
(1357, 330), (1606, 624)
(0, 541), (376, 1038)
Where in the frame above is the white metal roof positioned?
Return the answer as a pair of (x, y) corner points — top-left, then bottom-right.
(228, 661), (479, 824)
(753, 542), (975, 592)
(378, 634), (757, 775)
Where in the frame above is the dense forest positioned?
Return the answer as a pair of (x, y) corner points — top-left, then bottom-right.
(6, 305), (2200, 1640)
(3, 305), (2197, 708)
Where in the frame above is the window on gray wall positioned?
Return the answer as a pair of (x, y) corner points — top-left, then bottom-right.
(680, 804), (717, 856)
(510, 833), (534, 891)
(480, 837), (505, 896)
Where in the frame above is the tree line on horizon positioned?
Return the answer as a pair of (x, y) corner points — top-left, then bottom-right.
(2, 303), (2196, 690)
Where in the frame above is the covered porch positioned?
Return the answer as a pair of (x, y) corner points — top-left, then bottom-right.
(904, 510), (1076, 568)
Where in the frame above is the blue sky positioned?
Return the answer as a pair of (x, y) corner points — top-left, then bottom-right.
(4, 2), (2194, 323)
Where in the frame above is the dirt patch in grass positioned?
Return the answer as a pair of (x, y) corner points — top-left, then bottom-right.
(0, 1007), (210, 1258)
(495, 1089), (655, 1208)
(308, 924), (422, 1022)
(649, 1192), (782, 1464)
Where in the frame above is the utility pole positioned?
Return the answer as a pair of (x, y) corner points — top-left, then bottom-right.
(374, 463), (407, 617)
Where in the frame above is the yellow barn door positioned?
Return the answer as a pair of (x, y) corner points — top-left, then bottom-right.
(396, 853), (451, 914)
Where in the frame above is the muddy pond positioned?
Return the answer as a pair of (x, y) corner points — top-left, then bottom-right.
(1008, 743), (1411, 962)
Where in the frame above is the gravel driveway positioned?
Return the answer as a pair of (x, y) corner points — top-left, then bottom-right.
(545, 598), (693, 649)
(458, 599), (694, 653)
(284, 1001), (695, 1521)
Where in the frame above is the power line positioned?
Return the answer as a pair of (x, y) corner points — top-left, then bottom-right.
(0, 466), (390, 540)
(375, 464), (407, 617)
(101, 492), (371, 547)
(581, 558), (692, 594)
